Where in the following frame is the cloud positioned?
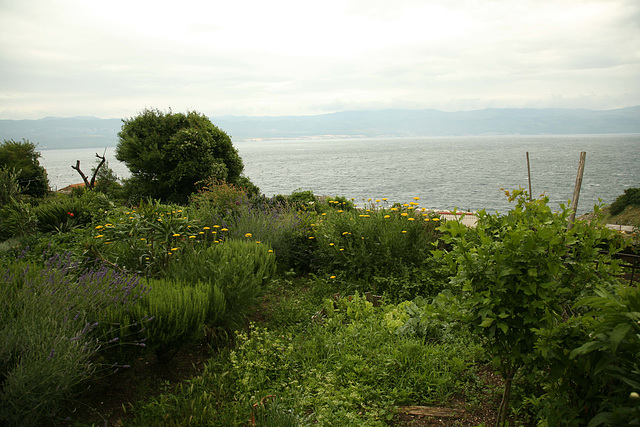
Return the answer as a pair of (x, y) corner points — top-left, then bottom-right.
(0, 0), (638, 118)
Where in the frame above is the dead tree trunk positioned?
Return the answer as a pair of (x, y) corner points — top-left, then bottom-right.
(71, 152), (106, 189)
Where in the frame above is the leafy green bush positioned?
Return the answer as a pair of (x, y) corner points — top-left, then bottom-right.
(438, 189), (623, 425)
(0, 139), (49, 198)
(0, 254), (147, 426)
(609, 187), (640, 215)
(165, 239), (276, 331)
(189, 178), (249, 223)
(0, 167), (22, 207)
(312, 199), (442, 295)
(115, 108), (246, 204)
(31, 196), (93, 233)
(221, 198), (316, 273)
(88, 199), (205, 276)
(0, 199), (37, 240)
(133, 278), (212, 362)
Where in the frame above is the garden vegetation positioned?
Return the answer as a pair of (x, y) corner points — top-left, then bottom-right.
(0, 118), (639, 426)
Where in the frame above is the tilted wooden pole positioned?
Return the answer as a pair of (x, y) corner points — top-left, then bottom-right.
(526, 152), (532, 201)
(567, 151), (586, 230)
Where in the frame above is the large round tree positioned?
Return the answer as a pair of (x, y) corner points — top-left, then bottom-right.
(116, 109), (245, 203)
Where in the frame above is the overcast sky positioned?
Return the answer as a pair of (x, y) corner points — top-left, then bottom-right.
(1, 0), (639, 119)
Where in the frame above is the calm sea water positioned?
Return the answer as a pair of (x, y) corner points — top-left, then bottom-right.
(39, 134), (640, 214)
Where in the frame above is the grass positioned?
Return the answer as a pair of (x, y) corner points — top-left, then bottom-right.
(599, 204), (640, 228)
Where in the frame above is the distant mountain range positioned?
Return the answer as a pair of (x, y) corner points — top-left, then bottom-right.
(0, 106), (638, 149)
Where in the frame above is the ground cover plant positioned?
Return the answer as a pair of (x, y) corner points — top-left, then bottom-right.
(126, 290), (484, 426)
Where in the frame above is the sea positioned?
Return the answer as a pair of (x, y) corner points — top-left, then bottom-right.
(39, 134), (640, 215)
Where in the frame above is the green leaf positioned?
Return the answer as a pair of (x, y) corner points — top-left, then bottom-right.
(480, 317), (495, 328)
(497, 322), (508, 334)
(570, 340), (604, 359)
(608, 323), (631, 354)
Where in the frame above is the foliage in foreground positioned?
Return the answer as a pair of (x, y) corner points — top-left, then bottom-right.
(127, 291), (482, 426)
(0, 253), (148, 426)
(438, 189), (629, 425)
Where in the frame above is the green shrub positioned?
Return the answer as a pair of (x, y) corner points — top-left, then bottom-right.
(190, 178), (249, 223)
(165, 239), (276, 331)
(133, 278), (212, 362)
(88, 199), (204, 276)
(0, 166), (22, 207)
(221, 198), (316, 273)
(0, 199), (37, 240)
(609, 187), (640, 215)
(438, 188), (623, 425)
(31, 196), (93, 233)
(312, 200), (442, 293)
(0, 254), (147, 426)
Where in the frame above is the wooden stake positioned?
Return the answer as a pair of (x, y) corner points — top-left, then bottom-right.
(526, 152), (532, 201)
(567, 151), (586, 230)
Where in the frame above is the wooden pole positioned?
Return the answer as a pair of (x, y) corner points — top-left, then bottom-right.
(567, 151), (586, 230)
(526, 152), (532, 201)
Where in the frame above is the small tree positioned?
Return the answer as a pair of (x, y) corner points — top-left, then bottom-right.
(115, 108), (246, 203)
(437, 189), (622, 425)
(0, 139), (49, 198)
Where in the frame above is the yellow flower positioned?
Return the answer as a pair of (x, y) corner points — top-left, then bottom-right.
(140, 238), (146, 241)
(221, 228), (228, 231)
(309, 236), (315, 239)
(330, 275), (336, 279)
(268, 249), (274, 253)
(390, 208), (398, 211)
(413, 197), (420, 200)
(342, 231), (350, 235)
(401, 213), (408, 217)
(245, 233), (252, 238)
(338, 210), (344, 213)
(129, 216), (134, 219)
(408, 218), (415, 221)
(213, 225), (220, 228)
(104, 242), (111, 245)
(95, 225), (104, 230)
(189, 235), (196, 239)
(375, 199), (380, 203)
(382, 198), (387, 201)
(409, 202), (418, 206)
(402, 230), (407, 233)
(384, 215), (390, 218)
(199, 232), (204, 235)
(173, 233), (181, 237)
(256, 241), (261, 244)
(424, 218), (431, 221)
(171, 247), (178, 251)
(329, 243), (335, 246)
(94, 235), (104, 238)
(203, 227), (210, 230)
(367, 198), (372, 201)
(339, 248), (344, 251)
(105, 223), (113, 227)
(433, 218), (440, 221)
(403, 204), (409, 207)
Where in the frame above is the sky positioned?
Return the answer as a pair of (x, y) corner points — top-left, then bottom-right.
(1, 0), (639, 119)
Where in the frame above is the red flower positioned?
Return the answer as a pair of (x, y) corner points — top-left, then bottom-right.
(67, 212), (74, 217)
